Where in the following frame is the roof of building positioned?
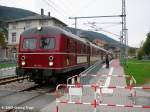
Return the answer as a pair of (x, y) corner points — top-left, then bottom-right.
(7, 15), (67, 26)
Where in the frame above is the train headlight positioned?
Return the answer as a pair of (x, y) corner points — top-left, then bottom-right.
(49, 61), (53, 66)
(48, 56), (54, 61)
(21, 61), (26, 66)
(21, 56), (26, 60)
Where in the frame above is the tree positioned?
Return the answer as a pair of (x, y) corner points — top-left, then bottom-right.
(143, 33), (150, 55)
(0, 21), (8, 47)
(137, 48), (144, 60)
(128, 47), (136, 56)
(139, 40), (144, 48)
(0, 32), (6, 47)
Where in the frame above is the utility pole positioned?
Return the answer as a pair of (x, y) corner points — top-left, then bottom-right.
(121, 0), (127, 65)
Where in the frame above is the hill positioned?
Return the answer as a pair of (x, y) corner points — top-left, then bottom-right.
(66, 27), (121, 48)
(0, 5), (38, 21)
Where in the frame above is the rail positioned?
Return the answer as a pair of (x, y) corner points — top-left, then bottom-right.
(0, 76), (28, 85)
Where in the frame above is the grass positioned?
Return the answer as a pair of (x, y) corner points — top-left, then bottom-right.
(0, 63), (16, 69)
(124, 59), (150, 85)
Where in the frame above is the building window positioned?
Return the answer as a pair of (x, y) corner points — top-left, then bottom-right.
(12, 32), (16, 42)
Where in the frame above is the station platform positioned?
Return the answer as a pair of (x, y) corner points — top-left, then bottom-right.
(40, 59), (150, 112)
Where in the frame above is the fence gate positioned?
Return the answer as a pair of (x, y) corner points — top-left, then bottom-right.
(56, 83), (150, 112)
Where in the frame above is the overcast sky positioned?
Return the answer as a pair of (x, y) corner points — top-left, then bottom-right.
(0, 0), (150, 47)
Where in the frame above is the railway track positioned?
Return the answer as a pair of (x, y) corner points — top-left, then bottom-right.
(0, 76), (28, 85)
(1, 84), (56, 112)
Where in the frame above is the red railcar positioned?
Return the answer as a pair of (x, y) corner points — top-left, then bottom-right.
(16, 26), (109, 84)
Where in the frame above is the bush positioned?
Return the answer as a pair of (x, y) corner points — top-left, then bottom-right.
(137, 48), (144, 60)
(137, 53), (142, 60)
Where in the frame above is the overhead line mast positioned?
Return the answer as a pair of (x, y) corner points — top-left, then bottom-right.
(121, 0), (127, 65)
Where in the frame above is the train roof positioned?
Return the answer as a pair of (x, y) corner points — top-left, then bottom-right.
(90, 43), (111, 54)
(21, 26), (111, 54)
(21, 26), (89, 44)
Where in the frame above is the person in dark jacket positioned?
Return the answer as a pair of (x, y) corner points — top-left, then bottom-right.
(105, 54), (109, 68)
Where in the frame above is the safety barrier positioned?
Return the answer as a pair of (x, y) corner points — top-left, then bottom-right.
(67, 75), (80, 85)
(80, 73), (136, 84)
(80, 61), (102, 75)
(56, 84), (150, 112)
(67, 73), (137, 96)
(56, 84), (97, 112)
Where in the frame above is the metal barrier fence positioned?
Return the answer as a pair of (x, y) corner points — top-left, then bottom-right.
(56, 84), (150, 112)
(80, 61), (103, 75)
(67, 61), (103, 85)
(67, 73), (137, 96)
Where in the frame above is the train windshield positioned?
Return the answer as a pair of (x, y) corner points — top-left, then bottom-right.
(23, 38), (36, 49)
(40, 37), (55, 49)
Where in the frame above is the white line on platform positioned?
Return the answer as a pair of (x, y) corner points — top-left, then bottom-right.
(102, 67), (114, 94)
(102, 64), (105, 68)
(104, 67), (113, 87)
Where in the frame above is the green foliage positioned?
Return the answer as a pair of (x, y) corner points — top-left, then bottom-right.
(0, 32), (6, 47)
(143, 33), (150, 55)
(137, 32), (150, 59)
(128, 47), (136, 56)
(0, 21), (8, 39)
(137, 48), (144, 60)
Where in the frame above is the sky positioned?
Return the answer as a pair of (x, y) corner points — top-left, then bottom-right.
(0, 0), (150, 47)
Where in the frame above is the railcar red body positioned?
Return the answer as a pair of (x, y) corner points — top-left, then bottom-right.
(16, 26), (109, 84)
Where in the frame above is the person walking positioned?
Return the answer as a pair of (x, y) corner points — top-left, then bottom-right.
(105, 54), (109, 68)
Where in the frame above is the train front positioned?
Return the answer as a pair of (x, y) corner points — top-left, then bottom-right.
(16, 26), (61, 84)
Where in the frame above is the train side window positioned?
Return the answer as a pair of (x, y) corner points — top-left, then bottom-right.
(70, 39), (76, 53)
(66, 39), (69, 49)
(80, 44), (82, 53)
(65, 38), (71, 52)
(75, 41), (77, 53)
(77, 42), (81, 53)
(83, 45), (86, 54)
(87, 46), (89, 54)
(81, 44), (84, 54)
